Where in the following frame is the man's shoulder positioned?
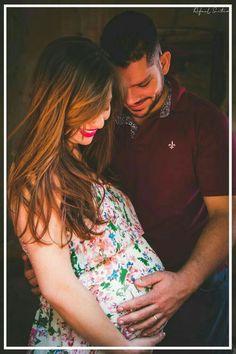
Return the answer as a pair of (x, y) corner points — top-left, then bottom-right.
(178, 89), (227, 123)
(170, 78), (227, 122)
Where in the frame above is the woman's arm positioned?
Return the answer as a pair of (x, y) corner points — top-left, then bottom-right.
(28, 242), (131, 348)
(17, 202), (130, 349)
(16, 202), (165, 351)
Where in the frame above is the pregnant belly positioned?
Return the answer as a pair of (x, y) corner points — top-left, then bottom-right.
(79, 237), (164, 332)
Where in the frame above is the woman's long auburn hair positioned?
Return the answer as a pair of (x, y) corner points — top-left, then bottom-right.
(8, 36), (123, 244)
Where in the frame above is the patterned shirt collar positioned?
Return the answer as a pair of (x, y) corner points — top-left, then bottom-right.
(116, 81), (172, 138)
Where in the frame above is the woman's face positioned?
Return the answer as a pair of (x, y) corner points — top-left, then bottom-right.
(69, 89), (112, 146)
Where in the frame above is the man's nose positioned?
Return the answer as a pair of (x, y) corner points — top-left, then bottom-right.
(126, 88), (139, 106)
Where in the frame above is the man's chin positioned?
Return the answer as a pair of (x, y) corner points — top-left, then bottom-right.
(127, 107), (149, 119)
(131, 110), (152, 120)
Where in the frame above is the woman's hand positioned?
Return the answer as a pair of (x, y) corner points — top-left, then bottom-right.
(111, 331), (166, 354)
(127, 331), (166, 353)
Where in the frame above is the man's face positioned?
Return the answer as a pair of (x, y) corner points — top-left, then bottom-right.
(117, 54), (165, 123)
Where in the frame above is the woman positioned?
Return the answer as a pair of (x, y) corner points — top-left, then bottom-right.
(8, 36), (165, 352)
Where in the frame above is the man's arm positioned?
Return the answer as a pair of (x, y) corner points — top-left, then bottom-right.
(116, 195), (234, 335)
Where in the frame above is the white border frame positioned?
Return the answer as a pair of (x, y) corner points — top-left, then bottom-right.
(4, 3), (232, 351)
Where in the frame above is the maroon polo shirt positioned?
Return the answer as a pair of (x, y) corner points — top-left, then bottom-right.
(111, 79), (235, 271)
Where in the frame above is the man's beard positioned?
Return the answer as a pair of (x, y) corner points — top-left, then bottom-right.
(128, 86), (164, 120)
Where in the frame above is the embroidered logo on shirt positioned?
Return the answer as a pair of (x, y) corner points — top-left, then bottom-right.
(168, 141), (176, 150)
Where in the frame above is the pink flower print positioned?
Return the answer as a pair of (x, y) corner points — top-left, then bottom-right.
(103, 257), (113, 266)
(90, 284), (100, 296)
(101, 294), (111, 302)
(28, 328), (38, 345)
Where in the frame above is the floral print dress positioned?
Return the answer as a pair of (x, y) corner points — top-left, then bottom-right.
(28, 183), (164, 353)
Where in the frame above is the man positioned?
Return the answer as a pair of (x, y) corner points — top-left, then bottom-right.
(100, 11), (235, 348)
(24, 10), (235, 349)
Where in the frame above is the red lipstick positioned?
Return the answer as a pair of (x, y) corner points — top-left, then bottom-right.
(80, 129), (97, 138)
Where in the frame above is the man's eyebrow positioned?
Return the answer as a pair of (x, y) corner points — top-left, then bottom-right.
(131, 74), (152, 88)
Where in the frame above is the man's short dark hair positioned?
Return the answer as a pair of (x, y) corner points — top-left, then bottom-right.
(100, 11), (160, 67)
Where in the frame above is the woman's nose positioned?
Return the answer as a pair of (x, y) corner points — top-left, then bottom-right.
(95, 114), (105, 129)
(103, 111), (110, 122)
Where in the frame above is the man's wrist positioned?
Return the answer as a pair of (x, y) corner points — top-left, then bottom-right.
(176, 266), (203, 297)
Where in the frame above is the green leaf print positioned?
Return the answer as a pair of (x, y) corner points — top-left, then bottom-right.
(48, 308), (56, 335)
(70, 248), (83, 276)
(48, 325), (56, 336)
(123, 207), (131, 225)
(96, 194), (102, 203)
(137, 257), (149, 266)
(48, 351), (69, 354)
(36, 314), (48, 328)
(101, 281), (111, 289)
(70, 248), (77, 266)
(107, 313), (113, 319)
(116, 284), (129, 297)
(151, 266), (158, 272)
(134, 241), (141, 253)
(115, 242), (121, 253)
(34, 338), (41, 345)
(119, 268), (128, 284)
(108, 221), (118, 231)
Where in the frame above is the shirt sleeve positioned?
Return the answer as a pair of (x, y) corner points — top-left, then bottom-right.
(194, 100), (235, 196)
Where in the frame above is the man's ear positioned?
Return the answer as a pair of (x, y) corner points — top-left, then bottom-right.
(160, 51), (171, 76)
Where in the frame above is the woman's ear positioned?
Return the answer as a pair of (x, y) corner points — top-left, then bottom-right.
(160, 51), (171, 76)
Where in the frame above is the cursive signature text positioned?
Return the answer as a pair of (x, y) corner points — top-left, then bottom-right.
(193, 7), (229, 16)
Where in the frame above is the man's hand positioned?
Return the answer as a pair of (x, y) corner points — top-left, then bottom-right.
(22, 252), (41, 295)
(117, 196), (230, 336)
(117, 270), (193, 336)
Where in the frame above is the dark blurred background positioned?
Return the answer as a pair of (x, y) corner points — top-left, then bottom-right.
(4, 3), (235, 350)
